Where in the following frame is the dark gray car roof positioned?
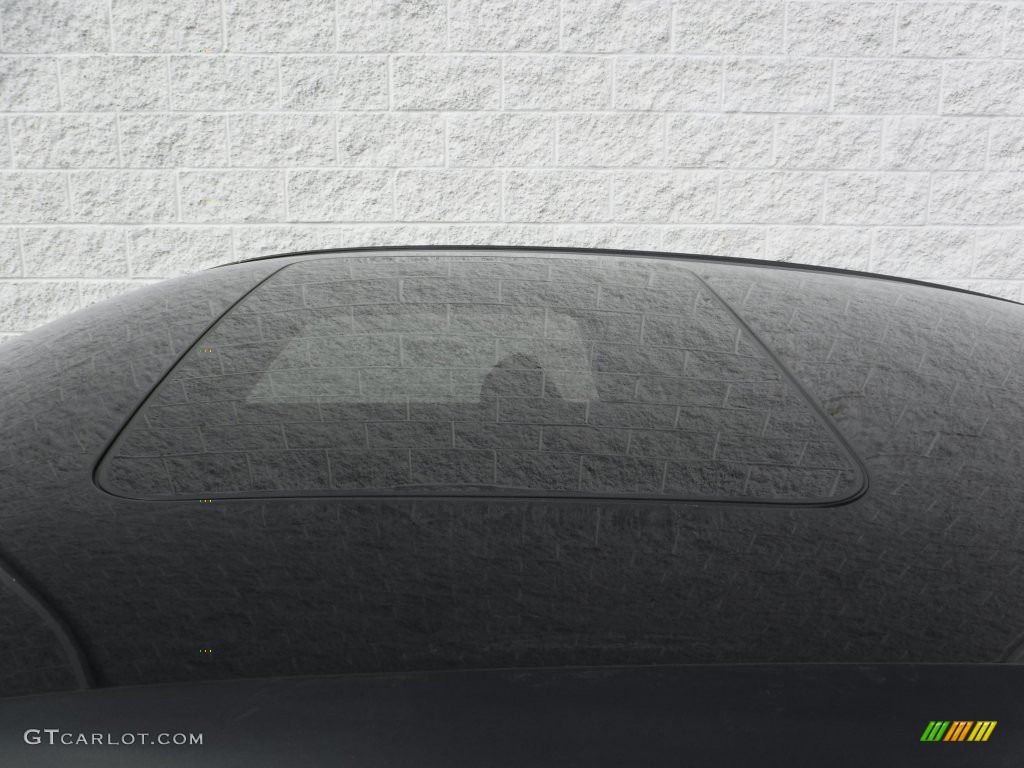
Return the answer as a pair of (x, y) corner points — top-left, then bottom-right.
(1, 247), (1023, 700)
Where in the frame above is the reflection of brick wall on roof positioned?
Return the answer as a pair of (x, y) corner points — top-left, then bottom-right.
(4, 255), (1024, 698)
(0, 260), (279, 697)
(698, 262), (1024, 506)
(693, 263), (1024, 667)
(103, 254), (860, 501)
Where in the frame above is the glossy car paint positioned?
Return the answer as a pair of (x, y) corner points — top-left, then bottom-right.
(1, 247), (1022, 766)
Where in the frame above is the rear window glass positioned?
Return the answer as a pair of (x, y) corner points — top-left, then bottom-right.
(97, 253), (864, 503)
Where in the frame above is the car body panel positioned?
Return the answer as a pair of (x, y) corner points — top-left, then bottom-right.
(0, 247), (1022, 764)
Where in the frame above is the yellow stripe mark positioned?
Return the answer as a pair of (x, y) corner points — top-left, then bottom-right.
(967, 722), (985, 741)
(980, 721), (997, 742)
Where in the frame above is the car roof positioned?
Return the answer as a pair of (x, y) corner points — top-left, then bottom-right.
(3, 247), (1024, 700)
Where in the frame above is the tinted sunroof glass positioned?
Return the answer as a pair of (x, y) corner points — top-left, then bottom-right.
(97, 253), (863, 502)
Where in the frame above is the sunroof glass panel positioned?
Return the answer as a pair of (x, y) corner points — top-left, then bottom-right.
(98, 253), (864, 503)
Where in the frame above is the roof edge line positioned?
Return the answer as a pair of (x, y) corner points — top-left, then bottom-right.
(214, 245), (1021, 306)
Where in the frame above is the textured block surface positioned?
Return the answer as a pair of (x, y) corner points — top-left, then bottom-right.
(59, 56), (169, 111)
(9, 115), (119, 168)
(449, 0), (558, 51)
(675, 0), (784, 54)
(562, 0), (670, 53)
(1, 0), (109, 52)
(119, 114), (227, 168)
(171, 56), (279, 110)
(70, 171), (177, 222)
(224, 0), (334, 51)
(112, 0), (222, 52)
(786, 2), (893, 56)
(338, 113), (446, 167)
(504, 56), (612, 110)
(724, 58), (831, 113)
(1, 1), (1023, 335)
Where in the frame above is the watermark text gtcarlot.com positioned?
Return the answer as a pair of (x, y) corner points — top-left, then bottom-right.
(24, 729), (203, 746)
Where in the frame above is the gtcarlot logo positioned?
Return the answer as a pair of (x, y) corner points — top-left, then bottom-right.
(24, 729), (203, 746)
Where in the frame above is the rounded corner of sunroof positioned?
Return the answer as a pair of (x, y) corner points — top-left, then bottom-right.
(94, 250), (867, 506)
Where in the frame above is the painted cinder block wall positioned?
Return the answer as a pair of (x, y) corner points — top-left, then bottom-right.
(1, 0), (1023, 340)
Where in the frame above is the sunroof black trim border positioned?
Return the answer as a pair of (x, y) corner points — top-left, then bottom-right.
(95, 250), (868, 507)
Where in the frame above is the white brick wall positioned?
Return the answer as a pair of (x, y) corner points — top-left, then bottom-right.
(1, 0), (1023, 340)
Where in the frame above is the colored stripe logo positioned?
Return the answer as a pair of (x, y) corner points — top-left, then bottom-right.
(920, 721), (996, 742)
